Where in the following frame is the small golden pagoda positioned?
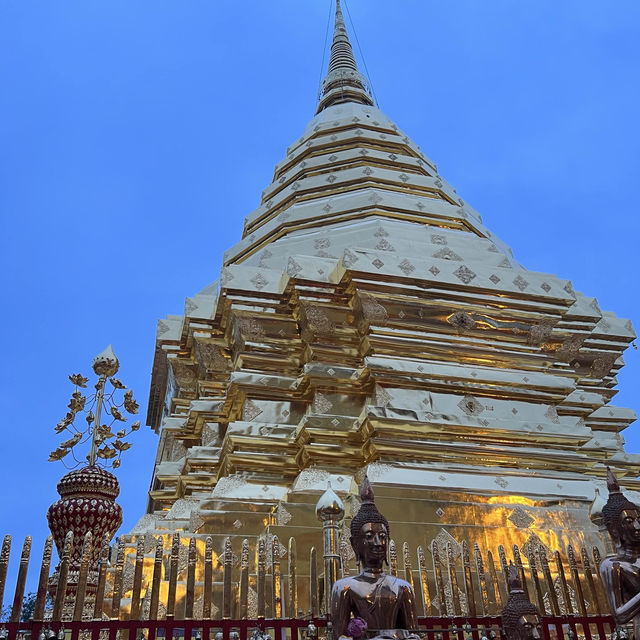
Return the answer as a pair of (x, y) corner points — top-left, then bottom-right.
(138, 0), (639, 565)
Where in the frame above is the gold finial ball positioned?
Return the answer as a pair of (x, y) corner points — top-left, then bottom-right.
(315, 482), (345, 522)
(92, 345), (120, 377)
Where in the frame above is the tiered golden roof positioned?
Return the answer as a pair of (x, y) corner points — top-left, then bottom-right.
(140, 2), (639, 558)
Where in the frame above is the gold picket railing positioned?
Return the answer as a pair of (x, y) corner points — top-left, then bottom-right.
(0, 532), (611, 624)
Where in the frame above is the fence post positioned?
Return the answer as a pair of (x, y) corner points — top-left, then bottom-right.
(9, 536), (31, 623)
(0, 535), (10, 612)
(239, 539), (249, 619)
(72, 532), (92, 621)
(315, 483), (345, 616)
(185, 537), (197, 620)
(33, 536), (53, 622)
(166, 533), (180, 619)
(203, 536), (213, 619)
(462, 541), (476, 617)
(130, 535), (146, 620)
(92, 535), (111, 620)
(271, 535), (282, 618)
(222, 537), (232, 619)
(53, 531), (73, 621)
(310, 546), (319, 618)
(474, 542), (489, 616)
(288, 537), (298, 617)
(257, 537), (266, 618)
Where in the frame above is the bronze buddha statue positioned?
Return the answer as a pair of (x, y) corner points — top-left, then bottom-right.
(501, 564), (542, 640)
(599, 468), (640, 638)
(330, 476), (419, 640)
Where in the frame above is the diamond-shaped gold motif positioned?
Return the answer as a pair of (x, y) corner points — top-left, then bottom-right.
(432, 529), (462, 562)
(376, 385), (392, 407)
(251, 273), (268, 290)
(453, 265), (477, 284)
(508, 507), (535, 529)
(314, 393), (334, 414)
(398, 259), (415, 275)
(376, 238), (395, 251)
(513, 275), (529, 291)
(243, 400), (263, 422)
(434, 247), (462, 261)
(458, 396), (484, 416)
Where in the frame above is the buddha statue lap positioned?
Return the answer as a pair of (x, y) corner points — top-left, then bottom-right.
(331, 477), (420, 640)
(599, 468), (640, 639)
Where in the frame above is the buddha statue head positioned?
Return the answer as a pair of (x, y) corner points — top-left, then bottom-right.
(350, 476), (389, 570)
(602, 467), (640, 552)
(502, 564), (542, 640)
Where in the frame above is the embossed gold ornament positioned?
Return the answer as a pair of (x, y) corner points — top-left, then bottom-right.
(48, 345), (138, 470)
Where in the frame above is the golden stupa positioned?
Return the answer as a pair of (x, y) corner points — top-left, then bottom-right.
(136, 0), (639, 567)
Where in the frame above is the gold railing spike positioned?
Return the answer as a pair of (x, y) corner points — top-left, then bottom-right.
(554, 550), (573, 615)
(222, 537), (233, 619)
(487, 549), (504, 610)
(288, 537), (298, 617)
(166, 532), (180, 619)
(93, 535), (111, 621)
(53, 530), (73, 622)
(462, 541), (476, 617)
(592, 546), (608, 611)
(9, 536), (31, 623)
(403, 542), (415, 592)
(257, 537), (266, 618)
(72, 532), (92, 622)
(239, 538), (250, 619)
(0, 531), (624, 623)
(568, 544), (587, 616)
(272, 535), (282, 619)
(203, 536), (213, 619)
(538, 545), (560, 615)
(417, 546), (432, 617)
(149, 536), (164, 621)
(0, 535), (11, 615)
(111, 537), (126, 620)
(474, 542), (490, 616)
(130, 535), (146, 620)
(593, 546), (603, 567)
(310, 546), (319, 618)
(340, 535), (351, 577)
(581, 545), (601, 613)
(447, 541), (461, 616)
(512, 545), (530, 603)
(33, 535), (53, 622)
(389, 539), (398, 577)
(185, 537), (197, 620)
(431, 541), (446, 616)
(497, 544), (509, 587)
(526, 548), (545, 614)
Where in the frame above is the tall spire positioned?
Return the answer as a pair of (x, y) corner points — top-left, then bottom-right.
(317, 0), (374, 113)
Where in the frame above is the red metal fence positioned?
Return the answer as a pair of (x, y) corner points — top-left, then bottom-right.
(0, 615), (616, 640)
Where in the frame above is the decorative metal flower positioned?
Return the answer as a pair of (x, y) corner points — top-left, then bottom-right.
(48, 345), (139, 470)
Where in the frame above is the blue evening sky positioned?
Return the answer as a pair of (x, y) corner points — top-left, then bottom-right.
(0, 1), (639, 590)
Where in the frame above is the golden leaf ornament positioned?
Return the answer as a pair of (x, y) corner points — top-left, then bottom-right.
(68, 373), (89, 388)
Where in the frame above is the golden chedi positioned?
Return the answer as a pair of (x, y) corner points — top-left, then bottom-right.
(137, 0), (640, 568)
